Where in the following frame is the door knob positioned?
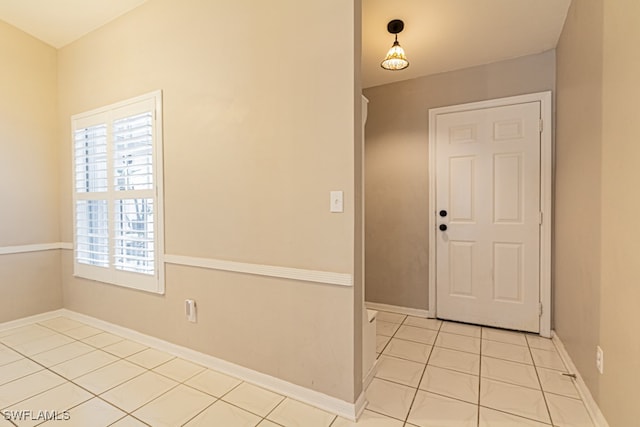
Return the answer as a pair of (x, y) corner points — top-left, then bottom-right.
(439, 224), (447, 231)
(439, 210), (447, 217)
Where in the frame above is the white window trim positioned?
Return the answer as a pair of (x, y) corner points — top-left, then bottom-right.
(71, 90), (165, 294)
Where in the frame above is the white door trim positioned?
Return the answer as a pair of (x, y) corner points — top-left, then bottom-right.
(428, 91), (552, 337)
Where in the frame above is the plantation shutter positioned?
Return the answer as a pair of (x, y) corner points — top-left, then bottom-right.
(72, 92), (164, 293)
(74, 120), (109, 268)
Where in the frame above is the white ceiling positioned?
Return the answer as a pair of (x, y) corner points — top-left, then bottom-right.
(362, 0), (571, 88)
(0, 0), (148, 48)
(0, 1), (570, 88)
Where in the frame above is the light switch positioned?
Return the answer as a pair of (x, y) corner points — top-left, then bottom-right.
(330, 191), (344, 213)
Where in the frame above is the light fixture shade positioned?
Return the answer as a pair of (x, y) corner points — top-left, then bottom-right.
(381, 40), (409, 70)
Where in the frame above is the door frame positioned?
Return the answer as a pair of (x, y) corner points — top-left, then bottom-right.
(427, 91), (553, 337)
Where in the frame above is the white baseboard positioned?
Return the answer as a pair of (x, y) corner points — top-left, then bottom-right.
(363, 358), (378, 390)
(353, 389), (368, 420)
(365, 302), (430, 318)
(552, 332), (609, 427)
(0, 309), (67, 332)
(53, 309), (359, 421)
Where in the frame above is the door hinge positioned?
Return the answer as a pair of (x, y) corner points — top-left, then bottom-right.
(539, 303), (543, 317)
(539, 211), (543, 225)
(539, 119), (543, 133)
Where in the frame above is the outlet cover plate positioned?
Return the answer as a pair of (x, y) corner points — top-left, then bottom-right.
(596, 345), (603, 374)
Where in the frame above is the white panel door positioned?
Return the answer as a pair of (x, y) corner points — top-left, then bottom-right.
(435, 102), (541, 332)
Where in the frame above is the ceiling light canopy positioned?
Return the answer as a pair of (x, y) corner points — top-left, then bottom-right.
(381, 19), (409, 71)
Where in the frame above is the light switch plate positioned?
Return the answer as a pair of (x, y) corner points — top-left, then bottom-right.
(330, 191), (344, 213)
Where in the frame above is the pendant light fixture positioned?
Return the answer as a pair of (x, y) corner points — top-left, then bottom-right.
(381, 19), (409, 71)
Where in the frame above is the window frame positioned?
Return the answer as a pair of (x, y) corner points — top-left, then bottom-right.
(71, 91), (165, 294)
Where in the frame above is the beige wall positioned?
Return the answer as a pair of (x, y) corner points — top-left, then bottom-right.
(363, 51), (556, 310)
(599, 0), (640, 423)
(0, 20), (62, 321)
(0, 252), (62, 323)
(352, 0), (364, 394)
(57, 0), (361, 402)
(555, 0), (603, 400)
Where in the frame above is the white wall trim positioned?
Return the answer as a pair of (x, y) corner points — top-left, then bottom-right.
(0, 309), (67, 332)
(164, 254), (353, 287)
(50, 309), (360, 420)
(365, 302), (430, 318)
(363, 359), (378, 390)
(0, 242), (72, 256)
(11, 244), (353, 287)
(552, 332), (610, 427)
(427, 91), (553, 337)
(354, 390), (368, 420)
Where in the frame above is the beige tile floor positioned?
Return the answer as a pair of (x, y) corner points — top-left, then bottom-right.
(0, 314), (596, 426)
(369, 311), (595, 427)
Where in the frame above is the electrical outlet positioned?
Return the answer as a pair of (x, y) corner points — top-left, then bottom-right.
(596, 345), (604, 374)
(185, 299), (197, 323)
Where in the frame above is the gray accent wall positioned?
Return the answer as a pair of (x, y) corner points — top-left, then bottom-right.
(363, 51), (556, 311)
(555, 0), (603, 405)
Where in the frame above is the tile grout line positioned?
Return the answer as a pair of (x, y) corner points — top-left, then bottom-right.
(7, 316), (572, 427)
(475, 371), (551, 393)
(379, 326), (442, 361)
(24, 321), (262, 425)
(116, 369), (191, 421)
(28, 323), (160, 406)
(0, 332), (106, 414)
(25, 342), (166, 424)
(376, 315), (407, 355)
(401, 317), (442, 426)
(377, 349), (432, 365)
(477, 406), (556, 426)
(123, 355), (285, 425)
(2, 320), (186, 426)
(526, 333), (554, 426)
(1, 319), (261, 426)
(59, 317), (327, 426)
(178, 379), (255, 426)
(429, 341), (482, 356)
(200, 377), (297, 424)
(477, 327), (483, 427)
(418, 322), (559, 427)
(257, 392), (287, 425)
(362, 406), (406, 424)
(7, 317), (431, 426)
(480, 328), (564, 425)
(370, 312), (418, 425)
(367, 375), (422, 394)
(173, 396), (217, 426)
(373, 313), (415, 426)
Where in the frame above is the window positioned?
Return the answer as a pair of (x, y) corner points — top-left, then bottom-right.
(72, 91), (164, 293)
